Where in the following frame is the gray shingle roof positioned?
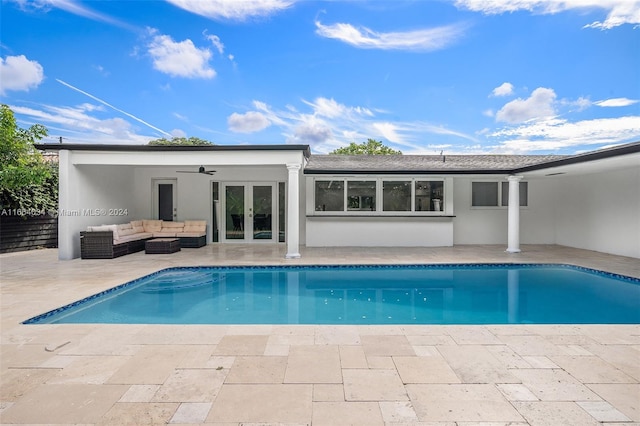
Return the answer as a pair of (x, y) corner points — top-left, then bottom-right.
(304, 154), (566, 174)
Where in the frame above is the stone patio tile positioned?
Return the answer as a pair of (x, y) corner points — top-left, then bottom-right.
(212, 335), (269, 355)
(412, 345), (442, 357)
(578, 325), (640, 345)
(359, 325), (405, 335)
(393, 356), (460, 384)
(549, 355), (636, 383)
(584, 344), (640, 381)
(445, 326), (502, 345)
(314, 383), (345, 401)
(169, 402), (212, 424)
(267, 333), (315, 346)
(498, 335), (567, 356)
(521, 355), (559, 368)
(206, 355), (235, 369)
(315, 326), (361, 345)
(272, 325), (316, 336)
(367, 355), (396, 369)
(264, 343), (290, 355)
(225, 356), (287, 383)
(379, 401), (419, 423)
(226, 325), (273, 335)
(97, 402), (179, 425)
(0, 367), (58, 401)
(339, 345), (368, 368)
(577, 401), (632, 422)
(133, 325), (226, 345)
(406, 334), (456, 346)
(0, 383), (129, 424)
(406, 384), (524, 422)
(485, 344), (531, 368)
(312, 401), (383, 425)
(176, 345), (216, 368)
(496, 383), (539, 401)
(0, 343), (56, 368)
(486, 325), (536, 336)
(46, 355), (131, 384)
(206, 384), (312, 423)
(343, 369), (408, 401)
(361, 335), (415, 356)
(107, 345), (193, 385)
(284, 345), (342, 383)
(38, 354), (77, 368)
(588, 383), (640, 421)
(513, 401), (600, 426)
(119, 384), (161, 402)
(152, 368), (227, 402)
(437, 345), (519, 383)
(58, 327), (144, 356)
(511, 368), (600, 401)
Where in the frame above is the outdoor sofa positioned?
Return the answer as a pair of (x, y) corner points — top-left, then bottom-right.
(80, 220), (207, 259)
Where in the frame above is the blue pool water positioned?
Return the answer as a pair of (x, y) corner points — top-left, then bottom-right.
(24, 264), (640, 325)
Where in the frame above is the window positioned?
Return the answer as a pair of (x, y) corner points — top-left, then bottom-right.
(383, 181), (411, 211)
(471, 181), (528, 207)
(315, 180), (344, 211)
(501, 181), (528, 207)
(472, 182), (499, 206)
(415, 180), (444, 211)
(347, 181), (376, 211)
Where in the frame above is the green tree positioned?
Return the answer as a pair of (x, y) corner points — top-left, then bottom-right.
(1, 104), (58, 213)
(148, 136), (214, 146)
(330, 139), (402, 155)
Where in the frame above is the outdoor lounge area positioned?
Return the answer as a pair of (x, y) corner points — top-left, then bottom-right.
(1, 244), (638, 425)
(80, 220), (207, 259)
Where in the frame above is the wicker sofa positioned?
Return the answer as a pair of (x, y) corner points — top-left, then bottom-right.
(80, 220), (207, 259)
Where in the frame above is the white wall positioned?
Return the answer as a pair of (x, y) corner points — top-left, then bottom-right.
(452, 177), (557, 245)
(58, 162), (135, 259)
(554, 167), (640, 258)
(306, 216), (453, 247)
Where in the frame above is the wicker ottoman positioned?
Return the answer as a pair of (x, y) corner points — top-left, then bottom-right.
(145, 238), (181, 254)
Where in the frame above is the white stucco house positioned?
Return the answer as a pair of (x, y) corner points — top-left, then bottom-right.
(36, 141), (640, 260)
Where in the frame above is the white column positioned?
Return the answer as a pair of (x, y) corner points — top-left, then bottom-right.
(506, 175), (522, 253)
(285, 163), (301, 259)
(57, 150), (73, 260)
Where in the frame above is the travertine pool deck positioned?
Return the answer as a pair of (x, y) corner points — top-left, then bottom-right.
(1, 244), (639, 425)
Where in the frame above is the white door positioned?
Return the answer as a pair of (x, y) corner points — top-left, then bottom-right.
(153, 179), (177, 221)
(223, 183), (276, 242)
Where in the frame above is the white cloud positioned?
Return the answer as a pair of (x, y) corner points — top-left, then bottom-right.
(290, 121), (333, 144)
(495, 87), (557, 123)
(228, 111), (271, 133)
(0, 55), (44, 95)
(595, 98), (639, 107)
(147, 30), (215, 79)
(166, 0), (294, 21)
(7, 0), (136, 30)
(491, 82), (514, 97)
(171, 128), (187, 137)
(10, 103), (158, 144)
(315, 20), (467, 51)
(203, 31), (225, 54)
(489, 115), (640, 153)
(454, 0), (640, 29)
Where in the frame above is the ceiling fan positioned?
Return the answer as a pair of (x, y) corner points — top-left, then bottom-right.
(177, 165), (216, 176)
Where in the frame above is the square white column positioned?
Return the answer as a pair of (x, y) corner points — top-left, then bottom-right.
(285, 163), (301, 259)
(506, 175), (522, 253)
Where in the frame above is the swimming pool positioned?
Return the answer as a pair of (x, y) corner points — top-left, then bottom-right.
(24, 264), (640, 325)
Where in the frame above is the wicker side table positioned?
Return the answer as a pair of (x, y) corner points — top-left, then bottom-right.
(145, 238), (181, 254)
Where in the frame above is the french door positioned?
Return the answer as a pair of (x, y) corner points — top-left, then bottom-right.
(223, 183), (277, 242)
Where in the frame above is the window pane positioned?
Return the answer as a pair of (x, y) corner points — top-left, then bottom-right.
(315, 180), (344, 211)
(383, 181), (411, 211)
(472, 182), (498, 206)
(347, 181), (376, 211)
(415, 180), (444, 211)
(501, 181), (528, 207)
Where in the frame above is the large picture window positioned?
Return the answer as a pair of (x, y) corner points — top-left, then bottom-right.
(315, 180), (344, 211)
(415, 180), (444, 211)
(383, 181), (411, 211)
(347, 181), (376, 211)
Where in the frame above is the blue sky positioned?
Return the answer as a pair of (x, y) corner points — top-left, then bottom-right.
(1, 0), (639, 154)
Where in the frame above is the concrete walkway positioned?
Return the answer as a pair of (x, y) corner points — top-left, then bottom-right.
(1, 244), (639, 425)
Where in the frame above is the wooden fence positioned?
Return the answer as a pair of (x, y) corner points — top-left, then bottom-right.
(0, 214), (58, 253)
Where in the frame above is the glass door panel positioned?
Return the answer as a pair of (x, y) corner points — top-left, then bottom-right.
(225, 185), (245, 240)
(252, 185), (272, 240)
